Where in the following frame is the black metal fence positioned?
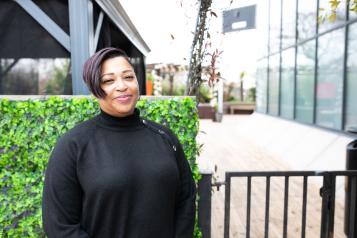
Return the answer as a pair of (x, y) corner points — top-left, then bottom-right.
(219, 171), (357, 238)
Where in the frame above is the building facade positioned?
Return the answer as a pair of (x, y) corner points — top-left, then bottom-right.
(0, 0), (150, 96)
(256, 0), (357, 133)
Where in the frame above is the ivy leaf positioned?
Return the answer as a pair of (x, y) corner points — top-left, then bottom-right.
(0, 96), (200, 237)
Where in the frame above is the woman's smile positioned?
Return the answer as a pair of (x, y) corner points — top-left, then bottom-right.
(113, 95), (133, 103)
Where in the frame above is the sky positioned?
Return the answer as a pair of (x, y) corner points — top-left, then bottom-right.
(119, 0), (263, 87)
(120, 0), (197, 64)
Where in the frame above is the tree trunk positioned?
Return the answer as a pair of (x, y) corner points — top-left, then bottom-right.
(186, 0), (213, 98)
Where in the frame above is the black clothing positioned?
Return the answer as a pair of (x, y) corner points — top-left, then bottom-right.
(42, 108), (196, 238)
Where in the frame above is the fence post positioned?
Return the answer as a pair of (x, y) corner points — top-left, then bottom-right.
(345, 139), (357, 237)
(198, 170), (213, 238)
(320, 173), (336, 238)
(348, 176), (357, 238)
(224, 173), (231, 238)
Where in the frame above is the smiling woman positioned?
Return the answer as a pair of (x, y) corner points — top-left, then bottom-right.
(42, 47), (196, 238)
(99, 56), (139, 117)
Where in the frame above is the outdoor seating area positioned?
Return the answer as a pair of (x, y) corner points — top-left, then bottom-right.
(1, 0), (357, 237)
(198, 103), (256, 120)
(197, 113), (356, 238)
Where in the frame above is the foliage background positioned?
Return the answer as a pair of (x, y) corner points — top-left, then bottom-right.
(0, 96), (201, 238)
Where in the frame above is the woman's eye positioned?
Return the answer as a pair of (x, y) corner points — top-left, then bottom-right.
(102, 79), (114, 84)
(124, 75), (134, 80)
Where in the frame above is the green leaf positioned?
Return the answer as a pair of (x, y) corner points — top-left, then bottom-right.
(329, 0), (340, 8)
(328, 12), (337, 22)
(0, 96), (200, 237)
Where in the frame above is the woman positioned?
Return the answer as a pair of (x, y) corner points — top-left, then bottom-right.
(42, 47), (196, 238)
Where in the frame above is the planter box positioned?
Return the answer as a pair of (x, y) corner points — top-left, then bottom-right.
(198, 103), (215, 119)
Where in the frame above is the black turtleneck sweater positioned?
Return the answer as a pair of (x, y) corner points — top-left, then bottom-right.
(42, 109), (196, 238)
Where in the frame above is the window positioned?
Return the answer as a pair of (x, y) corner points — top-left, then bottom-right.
(280, 48), (295, 119)
(348, 1), (357, 20)
(282, 0), (296, 49)
(318, 0), (346, 33)
(316, 28), (344, 129)
(345, 22), (357, 131)
(269, 0), (282, 54)
(298, 0), (317, 41)
(257, 0), (270, 58)
(268, 54), (280, 115)
(296, 40), (315, 123)
(0, 59), (72, 95)
(256, 58), (268, 113)
(0, 1), (71, 95)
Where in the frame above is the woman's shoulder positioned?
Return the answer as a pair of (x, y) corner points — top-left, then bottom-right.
(141, 118), (179, 143)
(57, 117), (97, 146)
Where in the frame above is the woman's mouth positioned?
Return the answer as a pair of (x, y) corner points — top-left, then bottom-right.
(114, 95), (132, 103)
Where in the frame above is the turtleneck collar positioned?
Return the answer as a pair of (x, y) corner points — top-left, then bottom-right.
(95, 108), (143, 130)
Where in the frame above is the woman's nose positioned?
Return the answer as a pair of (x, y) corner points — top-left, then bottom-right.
(114, 78), (128, 91)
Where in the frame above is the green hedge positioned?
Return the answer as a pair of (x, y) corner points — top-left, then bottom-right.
(0, 96), (201, 238)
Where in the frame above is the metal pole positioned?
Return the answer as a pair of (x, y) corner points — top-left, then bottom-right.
(320, 173), (335, 238)
(224, 173), (231, 238)
(68, 0), (92, 95)
(348, 176), (357, 238)
(197, 170), (213, 238)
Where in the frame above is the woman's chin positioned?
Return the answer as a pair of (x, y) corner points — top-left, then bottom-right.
(112, 106), (135, 117)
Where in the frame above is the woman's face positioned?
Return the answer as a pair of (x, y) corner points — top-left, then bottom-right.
(98, 56), (139, 117)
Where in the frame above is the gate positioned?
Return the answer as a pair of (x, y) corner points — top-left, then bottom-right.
(198, 170), (357, 238)
(221, 171), (357, 238)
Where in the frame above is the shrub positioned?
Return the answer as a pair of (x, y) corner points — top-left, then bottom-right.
(0, 96), (201, 238)
(247, 87), (256, 102)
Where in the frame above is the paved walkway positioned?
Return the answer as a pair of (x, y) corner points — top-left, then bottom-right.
(197, 114), (347, 238)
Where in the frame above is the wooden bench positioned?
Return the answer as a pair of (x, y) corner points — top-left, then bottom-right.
(229, 103), (255, 114)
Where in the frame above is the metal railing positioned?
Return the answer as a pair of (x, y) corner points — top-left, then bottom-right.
(221, 171), (357, 238)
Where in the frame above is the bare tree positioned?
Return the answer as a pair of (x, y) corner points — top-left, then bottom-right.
(184, 0), (357, 98)
(186, 0), (213, 97)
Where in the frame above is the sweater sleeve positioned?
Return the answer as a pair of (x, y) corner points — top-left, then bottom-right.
(172, 135), (197, 238)
(42, 135), (89, 238)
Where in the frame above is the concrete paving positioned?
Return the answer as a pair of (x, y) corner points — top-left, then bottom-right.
(197, 113), (356, 238)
